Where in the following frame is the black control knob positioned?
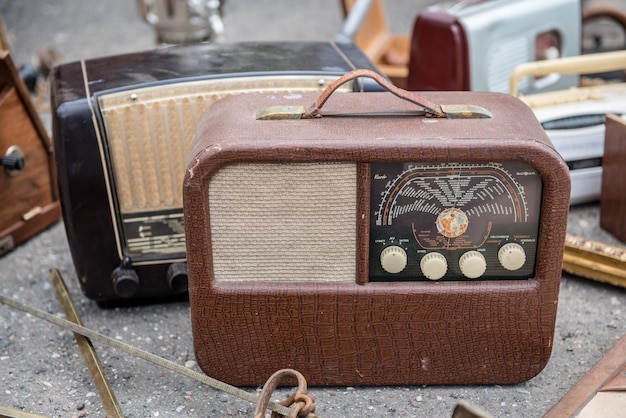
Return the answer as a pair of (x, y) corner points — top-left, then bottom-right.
(166, 262), (188, 293)
(1, 154), (25, 170)
(111, 257), (139, 298)
(2, 146), (25, 175)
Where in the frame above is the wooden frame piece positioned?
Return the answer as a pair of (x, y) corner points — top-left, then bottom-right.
(563, 234), (626, 288)
(544, 335), (626, 417)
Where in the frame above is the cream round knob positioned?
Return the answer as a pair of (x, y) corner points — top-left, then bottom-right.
(420, 252), (448, 280)
(498, 243), (526, 271)
(380, 245), (408, 274)
(459, 251), (487, 279)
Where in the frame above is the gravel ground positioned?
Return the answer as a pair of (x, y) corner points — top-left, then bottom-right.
(1, 1), (625, 417)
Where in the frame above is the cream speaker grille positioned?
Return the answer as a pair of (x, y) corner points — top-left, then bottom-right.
(208, 162), (357, 282)
(98, 75), (346, 216)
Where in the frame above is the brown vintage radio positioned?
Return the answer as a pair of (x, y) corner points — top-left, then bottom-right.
(184, 70), (571, 386)
(50, 41), (380, 305)
(0, 51), (61, 256)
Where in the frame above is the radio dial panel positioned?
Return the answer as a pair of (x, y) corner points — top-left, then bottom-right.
(369, 162), (542, 282)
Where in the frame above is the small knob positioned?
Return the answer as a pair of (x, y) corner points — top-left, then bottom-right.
(420, 252), (448, 281)
(1, 154), (25, 170)
(498, 243), (526, 271)
(166, 262), (188, 293)
(380, 245), (407, 274)
(459, 251), (487, 279)
(2, 145), (25, 176)
(111, 257), (139, 298)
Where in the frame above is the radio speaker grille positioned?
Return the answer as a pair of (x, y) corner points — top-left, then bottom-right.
(487, 37), (529, 93)
(208, 163), (357, 282)
(98, 76), (346, 215)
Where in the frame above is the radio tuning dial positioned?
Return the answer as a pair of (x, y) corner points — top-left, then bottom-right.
(380, 245), (408, 274)
(498, 243), (526, 271)
(420, 252), (447, 280)
(459, 251), (487, 279)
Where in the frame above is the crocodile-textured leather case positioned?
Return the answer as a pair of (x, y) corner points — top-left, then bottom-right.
(184, 88), (571, 386)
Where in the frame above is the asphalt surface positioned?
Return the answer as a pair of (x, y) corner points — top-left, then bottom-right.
(1, 0), (626, 417)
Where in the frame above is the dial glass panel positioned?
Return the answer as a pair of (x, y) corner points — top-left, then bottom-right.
(369, 162), (542, 281)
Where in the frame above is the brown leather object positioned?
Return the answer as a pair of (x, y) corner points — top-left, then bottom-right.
(601, 115), (626, 241)
(183, 90), (571, 386)
(0, 51), (60, 256)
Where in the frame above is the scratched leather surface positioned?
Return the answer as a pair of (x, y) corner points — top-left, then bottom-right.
(183, 90), (571, 386)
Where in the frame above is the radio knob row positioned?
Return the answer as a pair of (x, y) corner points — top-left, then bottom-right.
(380, 243), (526, 279)
(111, 258), (189, 298)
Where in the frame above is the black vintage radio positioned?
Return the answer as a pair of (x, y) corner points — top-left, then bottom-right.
(50, 41), (380, 304)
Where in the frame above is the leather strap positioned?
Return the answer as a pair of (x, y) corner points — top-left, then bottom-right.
(301, 68), (447, 119)
(255, 69), (491, 120)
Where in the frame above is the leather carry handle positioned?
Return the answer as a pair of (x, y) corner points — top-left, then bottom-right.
(301, 69), (447, 119)
(256, 69), (491, 120)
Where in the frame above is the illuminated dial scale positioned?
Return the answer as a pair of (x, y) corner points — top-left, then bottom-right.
(369, 162), (542, 281)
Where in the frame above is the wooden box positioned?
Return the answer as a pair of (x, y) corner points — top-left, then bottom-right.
(0, 51), (61, 256)
(601, 114), (626, 241)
